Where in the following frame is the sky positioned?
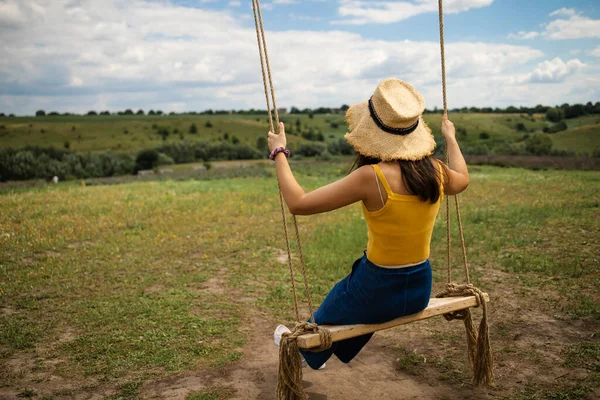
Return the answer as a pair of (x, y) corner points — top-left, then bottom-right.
(0, 0), (599, 115)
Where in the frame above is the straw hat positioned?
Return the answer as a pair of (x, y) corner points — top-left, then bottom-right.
(345, 78), (435, 161)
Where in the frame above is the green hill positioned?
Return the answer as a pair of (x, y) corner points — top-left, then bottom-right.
(0, 112), (597, 156)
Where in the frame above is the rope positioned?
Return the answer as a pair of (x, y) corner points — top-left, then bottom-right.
(251, 1), (323, 398)
(436, 284), (493, 386)
(437, 0), (492, 385)
(277, 322), (332, 400)
(251, 0), (316, 322)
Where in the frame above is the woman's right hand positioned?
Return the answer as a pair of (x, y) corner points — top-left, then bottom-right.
(441, 113), (456, 140)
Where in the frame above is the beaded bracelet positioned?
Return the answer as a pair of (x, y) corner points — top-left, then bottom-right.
(269, 147), (291, 160)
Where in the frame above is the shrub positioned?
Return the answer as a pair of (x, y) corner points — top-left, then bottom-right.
(135, 149), (160, 171)
(189, 123), (198, 134)
(330, 121), (339, 129)
(327, 138), (355, 155)
(231, 135), (239, 145)
(296, 142), (327, 157)
(155, 141), (196, 164)
(256, 136), (268, 151)
(515, 122), (526, 131)
(464, 143), (490, 156)
(157, 152), (174, 166)
(205, 121), (213, 128)
(35, 110), (46, 117)
(548, 121), (568, 133)
(64, 141), (71, 149)
(545, 107), (564, 123)
(479, 132), (490, 140)
(156, 127), (170, 140)
(525, 133), (553, 156)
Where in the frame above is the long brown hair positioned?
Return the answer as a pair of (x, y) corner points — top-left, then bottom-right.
(351, 154), (447, 204)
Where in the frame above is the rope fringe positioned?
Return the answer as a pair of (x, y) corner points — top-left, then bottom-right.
(277, 323), (332, 400)
(436, 284), (494, 386)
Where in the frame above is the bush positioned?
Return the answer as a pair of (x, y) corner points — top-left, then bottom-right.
(546, 108), (564, 123)
(155, 141), (196, 164)
(463, 143), (490, 156)
(479, 132), (490, 140)
(157, 152), (174, 166)
(317, 151), (333, 161)
(327, 138), (355, 155)
(256, 136), (268, 151)
(189, 123), (197, 134)
(330, 121), (339, 129)
(525, 133), (553, 156)
(35, 110), (46, 117)
(136, 149), (160, 171)
(64, 141), (71, 149)
(156, 127), (170, 140)
(296, 142), (327, 157)
(515, 123), (526, 131)
(205, 121), (213, 128)
(548, 121), (568, 133)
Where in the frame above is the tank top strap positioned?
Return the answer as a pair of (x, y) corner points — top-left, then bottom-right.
(371, 164), (393, 196)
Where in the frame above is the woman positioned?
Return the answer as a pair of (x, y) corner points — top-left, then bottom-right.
(269, 78), (469, 370)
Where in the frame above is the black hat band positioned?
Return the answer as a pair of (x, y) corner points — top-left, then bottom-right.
(368, 97), (419, 136)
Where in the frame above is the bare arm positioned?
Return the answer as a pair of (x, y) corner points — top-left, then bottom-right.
(268, 122), (368, 215)
(441, 114), (469, 195)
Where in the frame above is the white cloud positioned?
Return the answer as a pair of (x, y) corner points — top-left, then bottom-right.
(527, 58), (586, 83)
(549, 8), (576, 18)
(507, 31), (539, 40)
(333, 0), (494, 25)
(543, 10), (600, 39)
(228, 1), (241, 7)
(289, 13), (322, 22)
(590, 46), (600, 57)
(0, 0), (597, 115)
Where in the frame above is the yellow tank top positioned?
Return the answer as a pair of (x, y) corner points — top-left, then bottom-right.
(362, 164), (443, 266)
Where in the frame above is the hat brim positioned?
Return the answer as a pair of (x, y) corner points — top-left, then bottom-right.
(344, 100), (436, 161)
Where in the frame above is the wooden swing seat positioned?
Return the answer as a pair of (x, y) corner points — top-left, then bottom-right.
(296, 294), (489, 349)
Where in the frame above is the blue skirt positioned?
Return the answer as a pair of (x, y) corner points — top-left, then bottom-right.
(300, 252), (432, 369)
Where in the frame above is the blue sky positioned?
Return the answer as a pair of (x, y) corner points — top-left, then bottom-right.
(0, 0), (598, 115)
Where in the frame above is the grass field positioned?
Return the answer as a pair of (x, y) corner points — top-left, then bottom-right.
(0, 161), (599, 399)
(1, 112), (599, 156)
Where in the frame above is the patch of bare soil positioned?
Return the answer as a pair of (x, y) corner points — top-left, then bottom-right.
(196, 268), (227, 295)
(0, 307), (18, 316)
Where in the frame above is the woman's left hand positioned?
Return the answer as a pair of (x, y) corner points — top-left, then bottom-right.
(268, 122), (287, 152)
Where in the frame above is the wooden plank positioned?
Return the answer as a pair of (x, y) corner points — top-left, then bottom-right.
(297, 294), (489, 349)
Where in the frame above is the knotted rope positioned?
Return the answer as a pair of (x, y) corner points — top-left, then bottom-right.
(437, 0), (493, 386)
(436, 284), (493, 386)
(251, 0), (325, 398)
(277, 322), (333, 400)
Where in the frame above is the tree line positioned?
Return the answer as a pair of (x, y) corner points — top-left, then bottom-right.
(1, 101), (598, 118)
